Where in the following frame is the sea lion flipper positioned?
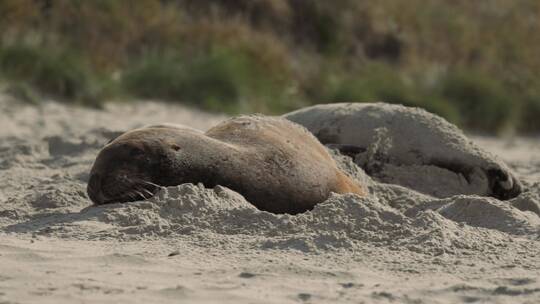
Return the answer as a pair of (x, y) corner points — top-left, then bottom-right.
(487, 168), (522, 200)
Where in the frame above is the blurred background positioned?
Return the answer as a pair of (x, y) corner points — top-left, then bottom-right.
(1, 0), (539, 134)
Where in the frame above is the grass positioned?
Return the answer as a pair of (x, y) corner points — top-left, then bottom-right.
(123, 48), (300, 113)
(0, 45), (107, 107)
(520, 96), (540, 133)
(5, 82), (40, 105)
(1, 0), (539, 133)
(439, 69), (516, 132)
(306, 63), (461, 124)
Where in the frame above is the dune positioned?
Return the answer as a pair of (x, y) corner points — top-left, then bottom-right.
(0, 93), (539, 303)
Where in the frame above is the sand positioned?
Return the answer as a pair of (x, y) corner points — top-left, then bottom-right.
(0, 94), (539, 304)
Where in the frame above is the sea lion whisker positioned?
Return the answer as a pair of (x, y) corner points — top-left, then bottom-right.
(139, 187), (154, 197)
(124, 190), (140, 201)
(140, 180), (162, 188)
(133, 190), (147, 200)
(123, 191), (137, 201)
(130, 182), (155, 198)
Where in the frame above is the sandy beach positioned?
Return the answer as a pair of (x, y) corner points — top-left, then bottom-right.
(1, 94), (539, 304)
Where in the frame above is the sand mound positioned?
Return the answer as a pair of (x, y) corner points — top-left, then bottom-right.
(4, 180), (537, 257)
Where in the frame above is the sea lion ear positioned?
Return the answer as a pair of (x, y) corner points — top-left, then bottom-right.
(105, 131), (125, 145)
(169, 143), (181, 151)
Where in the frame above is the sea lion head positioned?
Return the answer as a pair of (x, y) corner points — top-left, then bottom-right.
(87, 127), (186, 205)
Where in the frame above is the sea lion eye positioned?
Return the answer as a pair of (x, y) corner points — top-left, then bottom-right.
(170, 144), (181, 151)
(130, 146), (145, 157)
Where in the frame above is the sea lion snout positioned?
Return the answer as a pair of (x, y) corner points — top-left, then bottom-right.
(87, 168), (160, 205)
(87, 140), (163, 205)
(87, 172), (106, 204)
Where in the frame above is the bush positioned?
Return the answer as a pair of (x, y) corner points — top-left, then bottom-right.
(440, 70), (516, 133)
(308, 63), (460, 123)
(1, 1), (540, 133)
(123, 48), (298, 113)
(520, 96), (540, 133)
(0, 45), (106, 106)
(5, 82), (40, 105)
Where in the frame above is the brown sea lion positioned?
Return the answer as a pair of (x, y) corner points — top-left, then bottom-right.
(87, 115), (364, 214)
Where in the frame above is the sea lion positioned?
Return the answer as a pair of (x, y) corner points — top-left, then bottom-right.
(284, 102), (522, 200)
(87, 115), (364, 214)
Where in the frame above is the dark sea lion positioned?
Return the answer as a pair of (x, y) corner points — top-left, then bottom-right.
(284, 102), (522, 200)
(87, 115), (365, 214)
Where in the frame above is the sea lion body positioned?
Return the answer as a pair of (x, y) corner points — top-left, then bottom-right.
(87, 115), (364, 214)
(284, 103), (522, 200)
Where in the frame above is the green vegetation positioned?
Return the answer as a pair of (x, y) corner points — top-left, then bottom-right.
(5, 82), (40, 105)
(122, 48), (299, 113)
(1, 0), (539, 133)
(308, 63), (461, 124)
(439, 69), (516, 132)
(0, 45), (106, 106)
(521, 97), (540, 133)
